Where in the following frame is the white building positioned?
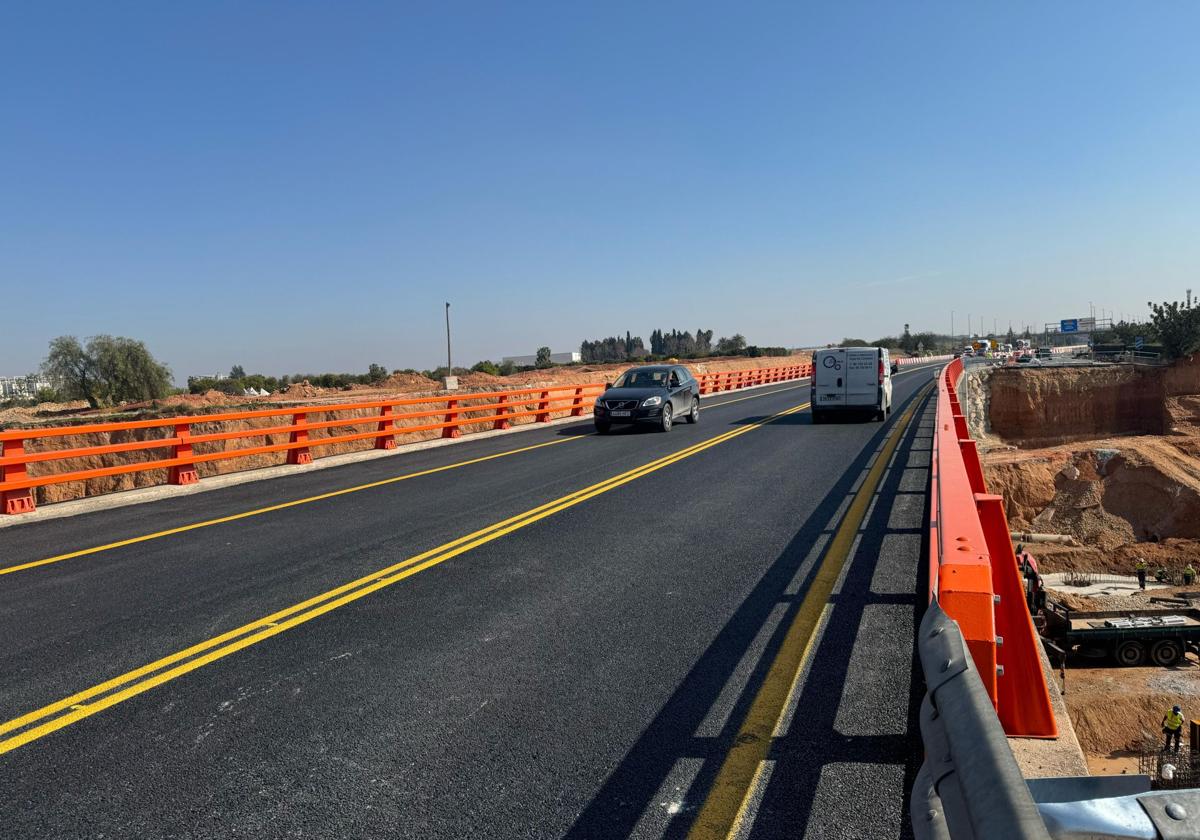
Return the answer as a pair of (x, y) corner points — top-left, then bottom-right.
(0, 374), (53, 400)
(501, 350), (582, 367)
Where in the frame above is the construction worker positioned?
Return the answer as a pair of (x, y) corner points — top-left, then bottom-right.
(1163, 705), (1185, 752)
(1185, 563), (1196, 586)
(1135, 557), (1148, 590)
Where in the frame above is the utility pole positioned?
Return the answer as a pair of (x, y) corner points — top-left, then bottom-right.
(951, 310), (955, 339)
(443, 302), (457, 390)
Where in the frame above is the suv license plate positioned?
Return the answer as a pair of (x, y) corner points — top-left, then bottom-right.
(610, 410), (632, 417)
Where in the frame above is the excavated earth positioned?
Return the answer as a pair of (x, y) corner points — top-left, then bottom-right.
(970, 357), (1200, 765)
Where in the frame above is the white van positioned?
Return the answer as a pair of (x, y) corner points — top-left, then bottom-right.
(810, 347), (893, 423)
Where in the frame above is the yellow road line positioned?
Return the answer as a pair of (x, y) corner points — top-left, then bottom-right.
(686, 393), (925, 840)
(2, 381), (809, 578)
(0, 400), (811, 755)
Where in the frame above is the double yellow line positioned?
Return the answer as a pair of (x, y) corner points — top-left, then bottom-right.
(0, 399), (810, 756)
(687, 391), (927, 840)
(0, 381), (811, 578)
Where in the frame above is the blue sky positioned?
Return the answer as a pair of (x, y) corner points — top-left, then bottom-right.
(3, 2), (1199, 379)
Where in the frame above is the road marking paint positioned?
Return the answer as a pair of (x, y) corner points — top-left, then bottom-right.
(2, 380), (809, 578)
(685, 391), (926, 840)
(0, 400), (811, 755)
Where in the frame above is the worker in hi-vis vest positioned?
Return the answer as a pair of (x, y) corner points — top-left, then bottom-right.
(1185, 564), (1197, 586)
(1163, 705), (1184, 752)
(1135, 558), (1148, 590)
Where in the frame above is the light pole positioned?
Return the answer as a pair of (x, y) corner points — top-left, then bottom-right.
(443, 302), (457, 390)
(951, 310), (955, 339)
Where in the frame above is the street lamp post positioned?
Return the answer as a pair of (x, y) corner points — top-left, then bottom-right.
(443, 302), (458, 390)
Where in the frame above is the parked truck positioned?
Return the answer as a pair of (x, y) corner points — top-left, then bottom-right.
(1042, 599), (1200, 667)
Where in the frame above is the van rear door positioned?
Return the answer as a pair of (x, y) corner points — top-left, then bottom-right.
(844, 348), (880, 407)
(813, 349), (847, 408)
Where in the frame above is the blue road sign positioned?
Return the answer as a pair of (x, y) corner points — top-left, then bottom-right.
(1135, 336), (1144, 350)
(1060, 319), (1079, 333)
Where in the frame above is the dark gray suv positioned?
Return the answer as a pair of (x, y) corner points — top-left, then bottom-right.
(593, 365), (699, 433)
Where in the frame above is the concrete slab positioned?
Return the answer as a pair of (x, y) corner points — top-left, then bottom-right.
(1042, 573), (1168, 598)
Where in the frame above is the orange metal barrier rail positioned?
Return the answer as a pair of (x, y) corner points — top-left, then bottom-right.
(695, 364), (811, 394)
(929, 357), (1057, 738)
(0, 364), (812, 515)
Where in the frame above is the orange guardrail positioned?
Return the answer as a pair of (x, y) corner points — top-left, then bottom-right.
(929, 357), (1057, 738)
(695, 364), (811, 394)
(0, 363), (812, 515)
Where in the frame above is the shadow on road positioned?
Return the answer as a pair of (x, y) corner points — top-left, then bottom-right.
(564, 386), (934, 840)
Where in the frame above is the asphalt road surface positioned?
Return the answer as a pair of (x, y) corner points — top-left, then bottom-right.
(1, 365), (939, 839)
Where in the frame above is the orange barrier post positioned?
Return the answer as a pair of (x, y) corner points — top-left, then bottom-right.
(493, 394), (511, 430)
(287, 412), (312, 465)
(442, 399), (461, 438)
(168, 423), (198, 485)
(535, 391), (551, 423)
(569, 386), (586, 417)
(0, 437), (35, 514)
(375, 405), (397, 450)
(976, 493), (1058, 737)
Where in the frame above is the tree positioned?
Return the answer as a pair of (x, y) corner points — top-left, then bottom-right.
(366, 363), (388, 384)
(44, 335), (172, 407)
(90, 336), (173, 403)
(1147, 299), (1200, 358)
(471, 360), (501, 376)
(229, 364), (246, 380)
(715, 334), (747, 355)
(42, 336), (101, 407)
(535, 346), (553, 368)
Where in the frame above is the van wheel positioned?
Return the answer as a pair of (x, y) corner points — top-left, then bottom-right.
(875, 405), (886, 421)
(811, 410), (824, 425)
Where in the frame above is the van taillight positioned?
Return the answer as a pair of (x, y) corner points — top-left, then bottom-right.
(878, 359), (885, 384)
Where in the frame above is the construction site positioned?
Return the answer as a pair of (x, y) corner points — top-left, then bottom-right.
(965, 355), (1200, 785)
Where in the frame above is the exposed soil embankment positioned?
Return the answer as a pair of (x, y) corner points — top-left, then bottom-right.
(978, 356), (1200, 575)
(989, 366), (1165, 446)
(974, 359), (1200, 768)
(1065, 665), (1200, 755)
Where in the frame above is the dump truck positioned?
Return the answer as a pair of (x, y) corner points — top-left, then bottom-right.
(1042, 599), (1200, 666)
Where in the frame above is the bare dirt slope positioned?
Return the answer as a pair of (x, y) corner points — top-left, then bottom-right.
(1064, 661), (1200, 756)
(978, 358), (1200, 577)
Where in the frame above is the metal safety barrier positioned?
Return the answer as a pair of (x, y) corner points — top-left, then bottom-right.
(929, 357), (1056, 737)
(914, 602), (1200, 839)
(694, 364), (811, 394)
(0, 363), (812, 515)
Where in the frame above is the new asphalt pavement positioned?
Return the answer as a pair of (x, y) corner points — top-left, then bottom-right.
(0, 365), (939, 839)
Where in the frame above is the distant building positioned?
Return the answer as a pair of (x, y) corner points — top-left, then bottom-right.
(0, 374), (53, 400)
(501, 350), (582, 367)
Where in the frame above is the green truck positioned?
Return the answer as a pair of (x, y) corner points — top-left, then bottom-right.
(1042, 600), (1200, 667)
